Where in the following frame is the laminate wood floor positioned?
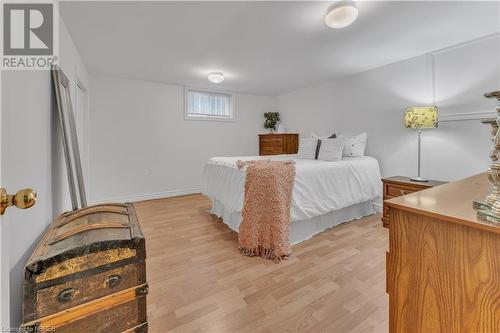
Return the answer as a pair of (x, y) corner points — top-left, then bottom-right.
(134, 194), (388, 333)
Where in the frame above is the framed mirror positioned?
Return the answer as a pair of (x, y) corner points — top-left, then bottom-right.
(52, 64), (87, 210)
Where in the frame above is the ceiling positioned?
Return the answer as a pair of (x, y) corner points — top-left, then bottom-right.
(60, 1), (500, 96)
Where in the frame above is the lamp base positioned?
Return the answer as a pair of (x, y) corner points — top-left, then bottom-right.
(410, 176), (429, 182)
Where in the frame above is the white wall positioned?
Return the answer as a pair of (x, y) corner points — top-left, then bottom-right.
(89, 76), (277, 202)
(0, 16), (89, 327)
(89, 35), (499, 203)
(278, 35), (500, 182)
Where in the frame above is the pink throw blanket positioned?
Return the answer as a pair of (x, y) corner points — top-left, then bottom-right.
(236, 160), (296, 263)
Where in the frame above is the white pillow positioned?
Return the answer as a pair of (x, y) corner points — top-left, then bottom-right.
(342, 132), (367, 157)
(297, 138), (318, 159)
(311, 132), (337, 140)
(311, 132), (337, 159)
(318, 138), (344, 161)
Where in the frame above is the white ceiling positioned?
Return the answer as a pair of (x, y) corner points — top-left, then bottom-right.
(60, 1), (500, 96)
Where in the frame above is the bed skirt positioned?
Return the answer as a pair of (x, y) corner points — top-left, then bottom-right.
(210, 198), (375, 245)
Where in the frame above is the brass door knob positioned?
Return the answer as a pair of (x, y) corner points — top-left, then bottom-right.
(0, 188), (37, 215)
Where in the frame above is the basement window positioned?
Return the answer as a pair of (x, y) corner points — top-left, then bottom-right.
(185, 88), (234, 121)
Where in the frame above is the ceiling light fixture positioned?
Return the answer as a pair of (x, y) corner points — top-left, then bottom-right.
(325, 0), (358, 29)
(208, 72), (224, 83)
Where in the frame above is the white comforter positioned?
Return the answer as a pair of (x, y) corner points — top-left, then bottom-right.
(202, 154), (382, 222)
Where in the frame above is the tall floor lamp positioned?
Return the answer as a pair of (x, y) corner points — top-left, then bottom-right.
(404, 106), (439, 182)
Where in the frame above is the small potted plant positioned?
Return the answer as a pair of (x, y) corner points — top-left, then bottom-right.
(264, 112), (280, 133)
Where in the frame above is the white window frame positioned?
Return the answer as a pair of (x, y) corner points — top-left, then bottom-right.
(184, 87), (235, 122)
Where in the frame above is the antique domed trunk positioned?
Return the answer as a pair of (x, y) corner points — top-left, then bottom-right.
(21, 203), (148, 333)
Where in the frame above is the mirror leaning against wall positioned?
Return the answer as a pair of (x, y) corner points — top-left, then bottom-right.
(52, 64), (87, 210)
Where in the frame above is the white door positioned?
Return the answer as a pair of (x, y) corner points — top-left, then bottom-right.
(1, 69), (53, 327)
(0, 65), (4, 329)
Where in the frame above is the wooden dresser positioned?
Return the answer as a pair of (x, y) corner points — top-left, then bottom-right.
(385, 173), (500, 333)
(259, 133), (298, 156)
(381, 176), (446, 228)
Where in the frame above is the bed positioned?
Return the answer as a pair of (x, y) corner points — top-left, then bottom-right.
(202, 154), (382, 244)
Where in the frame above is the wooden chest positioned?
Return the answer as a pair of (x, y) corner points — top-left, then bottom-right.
(258, 133), (299, 156)
(21, 203), (148, 333)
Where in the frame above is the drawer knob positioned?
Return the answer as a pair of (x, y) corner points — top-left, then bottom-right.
(106, 275), (122, 288)
(400, 190), (406, 195)
(58, 288), (75, 303)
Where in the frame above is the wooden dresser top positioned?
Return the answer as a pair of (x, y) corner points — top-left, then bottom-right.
(258, 133), (298, 136)
(386, 173), (500, 234)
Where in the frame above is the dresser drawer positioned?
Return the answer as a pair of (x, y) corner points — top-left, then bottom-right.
(259, 136), (284, 155)
(260, 136), (283, 146)
(384, 183), (418, 198)
(261, 147), (283, 155)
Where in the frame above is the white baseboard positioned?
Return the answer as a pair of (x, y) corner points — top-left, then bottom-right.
(88, 188), (202, 204)
(372, 202), (383, 213)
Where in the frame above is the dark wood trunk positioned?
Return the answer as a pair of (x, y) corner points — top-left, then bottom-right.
(21, 203), (148, 332)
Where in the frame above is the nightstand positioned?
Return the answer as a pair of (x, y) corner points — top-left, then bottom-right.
(381, 176), (447, 228)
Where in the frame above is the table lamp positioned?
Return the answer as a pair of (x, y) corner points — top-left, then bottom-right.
(404, 106), (438, 182)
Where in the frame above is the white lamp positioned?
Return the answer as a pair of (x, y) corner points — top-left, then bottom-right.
(325, 0), (359, 29)
(404, 106), (439, 182)
(208, 72), (224, 84)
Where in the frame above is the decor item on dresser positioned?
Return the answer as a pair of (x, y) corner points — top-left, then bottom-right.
(404, 106), (438, 182)
(342, 132), (367, 157)
(473, 90), (500, 223)
(297, 137), (319, 159)
(264, 112), (280, 132)
(381, 176), (446, 228)
(475, 117), (498, 209)
(386, 174), (499, 332)
(258, 133), (298, 156)
(21, 203), (148, 333)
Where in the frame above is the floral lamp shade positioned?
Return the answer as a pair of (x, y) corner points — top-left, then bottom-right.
(404, 106), (439, 129)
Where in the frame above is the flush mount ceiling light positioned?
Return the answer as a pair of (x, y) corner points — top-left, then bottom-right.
(325, 0), (358, 29)
(208, 72), (224, 83)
